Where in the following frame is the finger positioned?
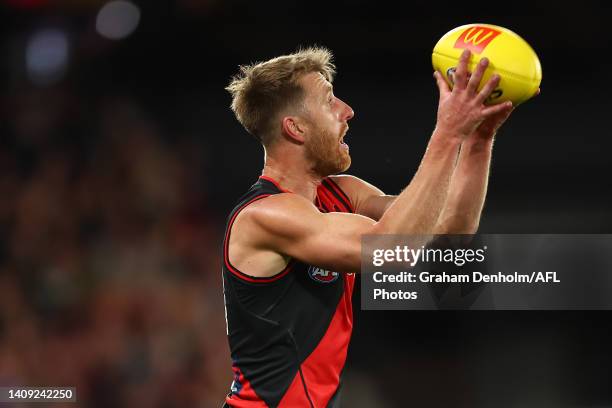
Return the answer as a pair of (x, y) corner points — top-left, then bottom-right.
(481, 100), (513, 118)
(500, 106), (514, 121)
(535, 87), (541, 96)
(466, 57), (489, 95)
(492, 106), (514, 135)
(433, 70), (451, 95)
(453, 49), (471, 91)
(491, 105), (514, 129)
(476, 74), (501, 104)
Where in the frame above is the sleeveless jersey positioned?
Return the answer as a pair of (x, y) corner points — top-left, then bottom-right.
(222, 175), (356, 408)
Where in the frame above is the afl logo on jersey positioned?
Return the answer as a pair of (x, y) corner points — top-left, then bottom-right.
(308, 266), (339, 283)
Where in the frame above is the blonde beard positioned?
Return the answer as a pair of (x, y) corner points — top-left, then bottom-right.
(304, 125), (351, 177)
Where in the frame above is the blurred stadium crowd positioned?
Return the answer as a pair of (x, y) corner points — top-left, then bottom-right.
(0, 86), (231, 406)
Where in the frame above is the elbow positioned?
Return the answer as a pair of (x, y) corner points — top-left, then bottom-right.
(368, 221), (385, 236)
(336, 251), (361, 274)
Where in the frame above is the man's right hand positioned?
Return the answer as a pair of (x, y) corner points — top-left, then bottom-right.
(433, 49), (513, 140)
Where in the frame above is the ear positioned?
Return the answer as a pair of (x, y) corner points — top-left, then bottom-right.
(281, 116), (307, 144)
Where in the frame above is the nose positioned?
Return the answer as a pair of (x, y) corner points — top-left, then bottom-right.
(338, 97), (354, 121)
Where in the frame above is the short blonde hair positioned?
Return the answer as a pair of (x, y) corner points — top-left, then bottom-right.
(225, 46), (336, 146)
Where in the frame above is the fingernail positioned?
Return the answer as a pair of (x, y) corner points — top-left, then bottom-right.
(481, 58), (489, 65)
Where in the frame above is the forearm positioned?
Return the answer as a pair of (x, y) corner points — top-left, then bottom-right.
(369, 48), (510, 236)
(435, 137), (494, 234)
(372, 128), (461, 235)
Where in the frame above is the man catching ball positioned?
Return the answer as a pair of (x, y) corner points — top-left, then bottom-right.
(222, 47), (513, 407)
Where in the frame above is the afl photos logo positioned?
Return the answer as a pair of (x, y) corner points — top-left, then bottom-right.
(308, 266), (340, 283)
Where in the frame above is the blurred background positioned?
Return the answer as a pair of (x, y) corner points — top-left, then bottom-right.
(1, 0), (611, 407)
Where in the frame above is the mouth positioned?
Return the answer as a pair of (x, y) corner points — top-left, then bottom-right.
(339, 127), (349, 151)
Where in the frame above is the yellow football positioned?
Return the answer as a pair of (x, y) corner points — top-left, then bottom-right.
(432, 23), (542, 105)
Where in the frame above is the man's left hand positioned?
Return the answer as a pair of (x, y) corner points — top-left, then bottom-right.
(470, 102), (514, 141)
(469, 87), (540, 142)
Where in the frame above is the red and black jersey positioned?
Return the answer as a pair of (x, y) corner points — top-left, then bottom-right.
(222, 176), (356, 408)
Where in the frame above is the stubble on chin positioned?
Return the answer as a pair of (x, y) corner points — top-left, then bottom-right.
(305, 127), (351, 177)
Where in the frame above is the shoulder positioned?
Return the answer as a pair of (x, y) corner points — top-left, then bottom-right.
(237, 193), (323, 239)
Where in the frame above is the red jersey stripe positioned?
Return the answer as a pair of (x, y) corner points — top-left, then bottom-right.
(278, 273), (355, 408)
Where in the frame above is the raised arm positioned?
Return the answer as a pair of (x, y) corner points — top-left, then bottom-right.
(435, 56), (515, 234)
(335, 52), (514, 227)
(238, 123), (465, 274)
(434, 108), (513, 234)
(235, 123), (461, 274)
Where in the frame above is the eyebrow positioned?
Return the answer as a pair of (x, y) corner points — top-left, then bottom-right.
(322, 83), (333, 97)
(317, 76), (332, 92)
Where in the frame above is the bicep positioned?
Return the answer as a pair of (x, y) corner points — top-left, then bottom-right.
(250, 194), (375, 273)
(289, 212), (375, 273)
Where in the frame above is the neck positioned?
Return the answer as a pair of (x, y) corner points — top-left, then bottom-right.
(261, 147), (322, 202)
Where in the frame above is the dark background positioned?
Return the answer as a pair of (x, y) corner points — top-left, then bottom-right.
(1, 0), (611, 406)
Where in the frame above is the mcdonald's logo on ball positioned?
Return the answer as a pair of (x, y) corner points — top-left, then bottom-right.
(432, 23), (542, 105)
(454, 26), (502, 54)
